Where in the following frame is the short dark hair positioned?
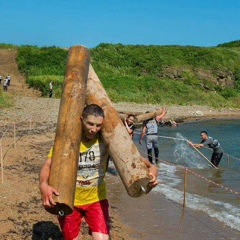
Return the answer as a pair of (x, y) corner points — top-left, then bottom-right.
(127, 114), (135, 119)
(82, 104), (105, 119)
(200, 131), (208, 135)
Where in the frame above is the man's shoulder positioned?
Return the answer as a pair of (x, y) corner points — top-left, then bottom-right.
(145, 118), (155, 123)
(203, 137), (213, 144)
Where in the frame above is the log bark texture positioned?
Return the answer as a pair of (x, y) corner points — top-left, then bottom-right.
(86, 64), (152, 197)
(134, 110), (163, 123)
(47, 46), (90, 215)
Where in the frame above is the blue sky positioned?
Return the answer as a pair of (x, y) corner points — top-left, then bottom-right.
(0, 0), (239, 48)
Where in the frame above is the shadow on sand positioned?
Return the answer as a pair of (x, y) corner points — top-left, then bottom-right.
(32, 221), (63, 240)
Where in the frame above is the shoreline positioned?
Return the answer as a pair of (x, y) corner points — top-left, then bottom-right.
(106, 172), (240, 240)
(113, 102), (240, 123)
(1, 97), (240, 124)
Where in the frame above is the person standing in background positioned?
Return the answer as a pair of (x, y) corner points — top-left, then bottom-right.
(3, 78), (8, 91)
(49, 81), (53, 98)
(189, 131), (223, 167)
(7, 74), (11, 86)
(139, 108), (167, 165)
(124, 114), (136, 139)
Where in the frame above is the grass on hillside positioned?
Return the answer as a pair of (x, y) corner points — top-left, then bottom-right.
(0, 43), (18, 49)
(1, 42), (240, 108)
(0, 90), (13, 108)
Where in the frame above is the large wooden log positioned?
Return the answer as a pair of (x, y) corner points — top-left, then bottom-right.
(86, 64), (152, 197)
(134, 110), (163, 123)
(46, 46), (90, 215)
(117, 110), (143, 116)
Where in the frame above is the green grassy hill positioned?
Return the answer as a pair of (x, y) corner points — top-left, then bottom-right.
(1, 40), (240, 108)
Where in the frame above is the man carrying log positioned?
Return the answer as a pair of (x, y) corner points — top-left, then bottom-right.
(39, 104), (158, 240)
(139, 107), (167, 165)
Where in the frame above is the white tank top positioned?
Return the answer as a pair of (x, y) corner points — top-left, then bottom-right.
(146, 118), (158, 134)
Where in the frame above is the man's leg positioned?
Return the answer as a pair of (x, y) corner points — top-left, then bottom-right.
(152, 136), (159, 165)
(58, 207), (83, 240)
(146, 136), (153, 163)
(154, 147), (159, 165)
(84, 199), (110, 240)
(147, 148), (153, 163)
(211, 153), (223, 167)
(92, 232), (109, 240)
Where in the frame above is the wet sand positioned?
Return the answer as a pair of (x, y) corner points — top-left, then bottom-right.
(106, 171), (240, 240)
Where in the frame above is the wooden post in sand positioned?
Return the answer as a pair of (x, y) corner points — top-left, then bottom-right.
(46, 46), (90, 216)
(86, 64), (152, 197)
(13, 123), (16, 149)
(0, 139), (3, 184)
(183, 168), (188, 207)
(29, 115), (32, 131)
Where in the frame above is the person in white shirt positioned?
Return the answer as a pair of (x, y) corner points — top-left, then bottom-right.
(3, 78), (8, 91)
(7, 74), (11, 86)
(49, 81), (53, 98)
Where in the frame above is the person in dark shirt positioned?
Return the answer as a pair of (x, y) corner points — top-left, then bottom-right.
(189, 131), (223, 167)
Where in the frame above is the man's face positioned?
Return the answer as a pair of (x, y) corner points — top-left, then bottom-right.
(200, 132), (207, 141)
(127, 116), (134, 125)
(81, 115), (104, 140)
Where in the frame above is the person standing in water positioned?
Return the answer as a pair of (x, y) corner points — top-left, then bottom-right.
(139, 108), (167, 165)
(189, 131), (223, 167)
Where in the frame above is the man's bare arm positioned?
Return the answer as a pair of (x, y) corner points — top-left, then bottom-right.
(139, 124), (147, 145)
(141, 157), (158, 188)
(39, 157), (59, 208)
(155, 107), (167, 122)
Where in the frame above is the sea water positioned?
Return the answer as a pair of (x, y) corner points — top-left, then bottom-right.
(133, 119), (240, 232)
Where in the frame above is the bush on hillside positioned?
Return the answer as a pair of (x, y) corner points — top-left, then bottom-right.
(0, 90), (13, 108)
(0, 43), (18, 49)
(27, 75), (64, 98)
(14, 43), (240, 107)
(17, 45), (67, 76)
(217, 40), (240, 48)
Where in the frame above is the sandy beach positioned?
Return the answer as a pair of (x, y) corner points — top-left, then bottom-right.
(0, 96), (240, 239)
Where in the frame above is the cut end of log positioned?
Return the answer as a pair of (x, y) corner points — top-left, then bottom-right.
(45, 202), (73, 216)
(127, 177), (153, 197)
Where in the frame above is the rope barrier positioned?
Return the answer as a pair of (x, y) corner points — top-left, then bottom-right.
(0, 112), (57, 184)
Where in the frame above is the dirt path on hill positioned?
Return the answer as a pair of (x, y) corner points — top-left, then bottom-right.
(0, 48), (41, 97)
